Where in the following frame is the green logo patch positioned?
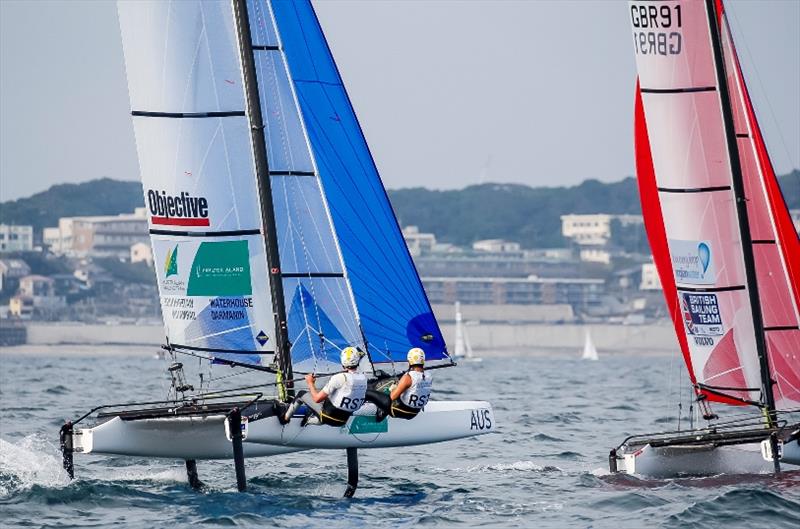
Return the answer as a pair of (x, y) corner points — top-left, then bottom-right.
(346, 415), (388, 434)
(187, 241), (252, 296)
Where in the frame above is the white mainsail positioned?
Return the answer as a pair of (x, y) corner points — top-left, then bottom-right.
(118, 1), (276, 365)
(581, 330), (598, 361)
(453, 301), (474, 360)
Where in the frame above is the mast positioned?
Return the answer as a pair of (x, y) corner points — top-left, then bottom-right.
(232, 0), (293, 392)
(704, 0), (775, 423)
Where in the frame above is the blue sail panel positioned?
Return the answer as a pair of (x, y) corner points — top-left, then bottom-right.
(285, 278), (362, 373)
(270, 1), (449, 365)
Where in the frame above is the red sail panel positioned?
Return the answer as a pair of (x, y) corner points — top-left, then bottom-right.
(628, 0), (764, 405)
(719, 10), (800, 410)
(634, 84), (698, 389)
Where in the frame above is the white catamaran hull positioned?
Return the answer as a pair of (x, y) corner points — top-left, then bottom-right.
(616, 438), (800, 478)
(248, 401), (494, 449)
(74, 415), (302, 460)
(74, 401), (494, 460)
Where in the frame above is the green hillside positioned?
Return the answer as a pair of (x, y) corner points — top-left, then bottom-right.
(0, 178), (144, 232)
(1, 171), (797, 248)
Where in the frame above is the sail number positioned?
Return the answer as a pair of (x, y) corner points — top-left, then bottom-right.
(470, 409), (492, 431)
(631, 4), (682, 56)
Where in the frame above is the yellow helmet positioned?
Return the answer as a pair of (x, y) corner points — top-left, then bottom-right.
(340, 346), (362, 368)
(407, 347), (425, 366)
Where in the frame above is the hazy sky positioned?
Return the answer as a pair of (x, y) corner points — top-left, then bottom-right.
(1, 0), (798, 201)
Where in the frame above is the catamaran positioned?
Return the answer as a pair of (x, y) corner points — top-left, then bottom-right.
(58, 0), (494, 495)
(610, 0), (800, 477)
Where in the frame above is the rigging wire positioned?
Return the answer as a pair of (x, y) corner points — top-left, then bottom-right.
(727, 6), (799, 172)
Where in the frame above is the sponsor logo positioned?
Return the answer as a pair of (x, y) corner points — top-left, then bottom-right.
(164, 245), (178, 277)
(681, 293), (724, 341)
(147, 189), (210, 227)
(470, 409), (492, 430)
(187, 241), (252, 297)
(256, 330), (269, 346)
(670, 239), (715, 285)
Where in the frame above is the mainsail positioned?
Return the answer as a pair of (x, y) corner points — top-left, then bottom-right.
(630, 0), (800, 411)
(119, 0), (451, 377)
(118, 1), (277, 367)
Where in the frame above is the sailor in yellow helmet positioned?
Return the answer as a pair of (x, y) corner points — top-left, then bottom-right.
(366, 347), (433, 422)
(281, 346), (368, 426)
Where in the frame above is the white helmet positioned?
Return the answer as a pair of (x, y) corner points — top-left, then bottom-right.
(407, 347), (425, 366)
(340, 346), (362, 368)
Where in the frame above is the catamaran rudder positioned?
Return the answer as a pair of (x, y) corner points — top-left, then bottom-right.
(61, 0), (494, 495)
(611, 0), (800, 477)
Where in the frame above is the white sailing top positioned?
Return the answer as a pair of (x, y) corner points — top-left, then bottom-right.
(323, 371), (367, 412)
(399, 370), (433, 409)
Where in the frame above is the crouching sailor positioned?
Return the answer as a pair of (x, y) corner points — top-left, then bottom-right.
(282, 347), (367, 426)
(367, 347), (433, 422)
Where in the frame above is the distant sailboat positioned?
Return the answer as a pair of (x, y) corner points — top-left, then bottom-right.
(58, 0), (494, 496)
(610, 0), (800, 477)
(581, 330), (598, 361)
(453, 302), (481, 362)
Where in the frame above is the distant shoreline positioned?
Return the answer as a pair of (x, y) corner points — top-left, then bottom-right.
(1, 321), (678, 357)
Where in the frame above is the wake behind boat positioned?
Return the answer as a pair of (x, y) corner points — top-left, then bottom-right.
(60, 0), (494, 496)
(611, 0), (800, 477)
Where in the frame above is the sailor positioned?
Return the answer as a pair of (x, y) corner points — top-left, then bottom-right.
(281, 346), (368, 426)
(367, 347), (433, 422)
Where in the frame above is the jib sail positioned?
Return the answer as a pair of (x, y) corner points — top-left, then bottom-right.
(629, 0), (800, 410)
(266, 0), (451, 368)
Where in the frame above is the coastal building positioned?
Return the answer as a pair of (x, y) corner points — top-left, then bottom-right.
(421, 275), (604, 314)
(10, 274), (66, 319)
(640, 262), (662, 290)
(0, 224), (34, 252)
(560, 214), (643, 246)
(130, 242), (154, 266)
(44, 208), (149, 259)
(472, 239), (521, 253)
(791, 209), (800, 235)
(579, 247), (611, 264)
(402, 226), (437, 257)
(0, 259), (31, 292)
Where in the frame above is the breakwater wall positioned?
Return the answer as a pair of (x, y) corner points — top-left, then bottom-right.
(18, 321), (678, 356)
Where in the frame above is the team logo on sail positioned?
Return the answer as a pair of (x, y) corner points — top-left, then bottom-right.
(681, 292), (724, 343)
(669, 239), (715, 285)
(147, 189), (210, 227)
(164, 245), (178, 277)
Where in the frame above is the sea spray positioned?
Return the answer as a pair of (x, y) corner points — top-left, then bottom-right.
(0, 435), (70, 497)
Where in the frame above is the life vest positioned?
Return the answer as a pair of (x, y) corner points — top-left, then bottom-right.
(398, 370), (432, 409)
(327, 371), (368, 413)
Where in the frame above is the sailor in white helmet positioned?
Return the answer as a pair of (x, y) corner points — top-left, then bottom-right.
(366, 347), (433, 422)
(281, 346), (368, 426)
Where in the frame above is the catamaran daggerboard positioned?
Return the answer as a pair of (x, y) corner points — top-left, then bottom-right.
(611, 0), (800, 477)
(59, 0), (494, 494)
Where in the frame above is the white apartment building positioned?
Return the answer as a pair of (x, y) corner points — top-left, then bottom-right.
(560, 214), (643, 246)
(44, 208), (149, 259)
(472, 239), (521, 253)
(402, 226), (437, 257)
(0, 225), (34, 252)
(640, 262), (662, 290)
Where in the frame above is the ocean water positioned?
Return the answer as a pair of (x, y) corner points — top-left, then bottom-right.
(1, 352), (799, 528)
